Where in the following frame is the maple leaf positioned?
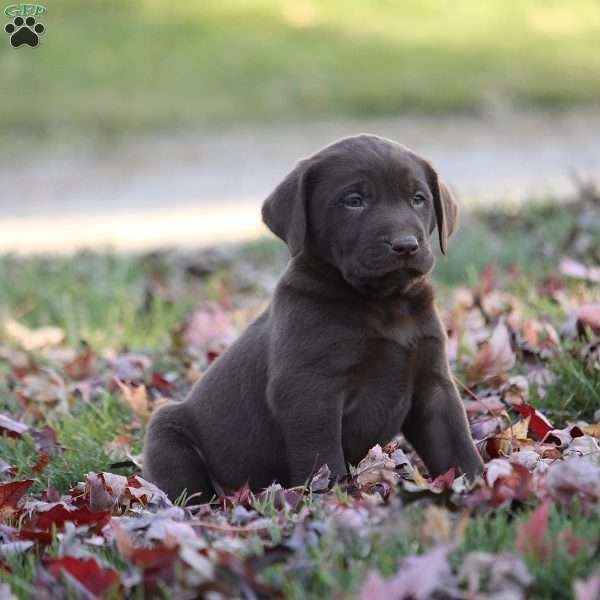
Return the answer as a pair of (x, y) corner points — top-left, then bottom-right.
(458, 551), (532, 597)
(564, 303), (600, 338)
(114, 378), (152, 422)
(31, 451), (50, 474)
(486, 418), (531, 458)
(3, 319), (64, 351)
(515, 499), (552, 560)
(514, 404), (554, 439)
(176, 303), (237, 354)
(63, 349), (95, 380)
(559, 257), (600, 284)
(545, 455), (600, 512)
(467, 321), (516, 384)
(574, 569), (600, 600)
(22, 502), (111, 534)
(0, 414), (30, 438)
(358, 544), (452, 600)
(150, 371), (176, 395)
(0, 480), (34, 522)
(111, 521), (179, 592)
(45, 556), (120, 598)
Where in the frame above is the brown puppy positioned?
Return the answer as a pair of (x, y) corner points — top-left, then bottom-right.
(143, 134), (483, 501)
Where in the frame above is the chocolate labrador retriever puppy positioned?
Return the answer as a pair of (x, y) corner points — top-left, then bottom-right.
(144, 134), (483, 501)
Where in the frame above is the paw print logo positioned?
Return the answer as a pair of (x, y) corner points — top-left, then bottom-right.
(4, 15), (45, 47)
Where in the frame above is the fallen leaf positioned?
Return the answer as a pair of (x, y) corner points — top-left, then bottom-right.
(150, 372), (176, 396)
(63, 349), (95, 380)
(45, 556), (120, 597)
(0, 414), (29, 438)
(358, 544), (452, 600)
(574, 569), (600, 600)
(110, 353), (151, 383)
(515, 499), (552, 560)
(23, 502), (111, 534)
(559, 257), (600, 284)
(458, 551), (532, 598)
(0, 480), (34, 521)
(3, 319), (64, 351)
(114, 379), (151, 422)
(486, 417), (531, 457)
(31, 451), (49, 474)
(545, 455), (600, 512)
(176, 303), (237, 353)
(564, 304), (600, 338)
(467, 321), (516, 384)
(581, 423), (600, 439)
(309, 464), (332, 493)
(514, 404), (554, 439)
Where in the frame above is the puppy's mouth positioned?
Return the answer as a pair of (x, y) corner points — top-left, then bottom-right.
(342, 250), (435, 296)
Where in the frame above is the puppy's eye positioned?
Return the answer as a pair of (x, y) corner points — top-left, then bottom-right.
(411, 192), (427, 208)
(342, 193), (365, 209)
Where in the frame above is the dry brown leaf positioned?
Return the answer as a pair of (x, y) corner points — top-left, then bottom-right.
(467, 321), (516, 384)
(581, 423), (600, 439)
(114, 379), (151, 422)
(3, 319), (64, 352)
(559, 257), (600, 284)
(489, 417), (531, 457)
(420, 506), (468, 545)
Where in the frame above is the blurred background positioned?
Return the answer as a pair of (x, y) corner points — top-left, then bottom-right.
(1, 0), (600, 253)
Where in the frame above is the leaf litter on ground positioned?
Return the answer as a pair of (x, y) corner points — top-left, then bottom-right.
(0, 241), (599, 598)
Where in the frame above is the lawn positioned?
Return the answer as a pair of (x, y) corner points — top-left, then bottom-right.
(2, 0), (600, 142)
(0, 192), (599, 598)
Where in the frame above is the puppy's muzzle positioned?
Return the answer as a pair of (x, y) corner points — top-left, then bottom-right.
(387, 235), (419, 257)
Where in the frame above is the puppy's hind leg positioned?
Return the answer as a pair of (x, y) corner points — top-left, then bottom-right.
(143, 403), (215, 503)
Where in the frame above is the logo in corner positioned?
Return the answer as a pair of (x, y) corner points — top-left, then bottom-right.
(4, 4), (46, 47)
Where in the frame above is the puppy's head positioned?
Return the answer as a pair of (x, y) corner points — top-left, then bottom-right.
(262, 134), (458, 295)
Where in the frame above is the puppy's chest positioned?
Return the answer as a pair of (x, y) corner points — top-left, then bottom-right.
(367, 300), (422, 348)
(345, 305), (422, 403)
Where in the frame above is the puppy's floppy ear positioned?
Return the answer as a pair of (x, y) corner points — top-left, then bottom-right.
(428, 166), (458, 255)
(262, 158), (311, 257)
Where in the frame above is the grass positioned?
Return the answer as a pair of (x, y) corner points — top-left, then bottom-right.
(1, 201), (599, 597)
(2, 0), (600, 144)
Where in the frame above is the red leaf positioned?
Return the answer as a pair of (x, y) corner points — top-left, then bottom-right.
(206, 350), (221, 364)
(221, 481), (253, 509)
(574, 304), (600, 337)
(150, 372), (176, 395)
(0, 414), (29, 438)
(513, 404), (553, 439)
(31, 451), (49, 474)
(112, 521), (178, 592)
(64, 349), (95, 380)
(515, 499), (552, 560)
(16, 528), (53, 544)
(46, 556), (120, 597)
(85, 472), (116, 512)
(431, 468), (455, 491)
(492, 463), (534, 504)
(559, 257), (600, 284)
(30, 425), (63, 454)
(467, 321), (516, 384)
(0, 480), (34, 521)
(25, 503), (111, 533)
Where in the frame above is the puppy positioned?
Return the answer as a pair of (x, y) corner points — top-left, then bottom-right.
(143, 134), (483, 501)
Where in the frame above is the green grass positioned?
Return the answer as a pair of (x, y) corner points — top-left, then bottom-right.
(1, 203), (599, 598)
(270, 502), (600, 599)
(2, 0), (600, 143)
(0, 394), (140, 494)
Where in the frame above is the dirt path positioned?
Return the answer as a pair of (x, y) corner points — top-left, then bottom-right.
(1, 108), (599, 254)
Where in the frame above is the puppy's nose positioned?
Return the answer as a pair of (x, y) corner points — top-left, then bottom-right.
(390, 235), (419, 256)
